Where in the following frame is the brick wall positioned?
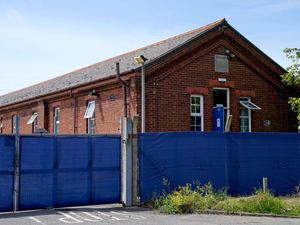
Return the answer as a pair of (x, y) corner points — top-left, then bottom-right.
(45, 86), (127, 135)
(140, 43), (297, 132)
(0, 104), (38, 134)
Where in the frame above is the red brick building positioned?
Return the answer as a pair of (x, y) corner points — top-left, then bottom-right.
(0, 18), (298, 134)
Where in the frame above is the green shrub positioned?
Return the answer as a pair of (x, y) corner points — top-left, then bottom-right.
(215, 190), (288, 215)
(149, 182), (227, 214)
(149, 181), (300, 216)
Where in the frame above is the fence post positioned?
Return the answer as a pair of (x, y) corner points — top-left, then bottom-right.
(263, 177), (268, 193)
(13, 116), (20, 212)
(132, 115), (139, 205)
(121, 117), (133, 206)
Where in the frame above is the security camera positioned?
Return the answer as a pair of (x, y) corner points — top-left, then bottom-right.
(225, 50), (236, 59)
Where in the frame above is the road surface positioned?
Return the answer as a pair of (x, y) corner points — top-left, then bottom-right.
(0, 204), (299, 225)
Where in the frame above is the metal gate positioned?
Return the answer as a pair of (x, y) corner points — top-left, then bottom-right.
(0, 134), (121, 212)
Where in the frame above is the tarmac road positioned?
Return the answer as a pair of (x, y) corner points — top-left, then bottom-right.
(0, 204), (300, 225)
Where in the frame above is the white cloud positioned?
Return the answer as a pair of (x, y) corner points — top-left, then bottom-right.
(5, 8), (26, 23)
(0, 8), (28, 26)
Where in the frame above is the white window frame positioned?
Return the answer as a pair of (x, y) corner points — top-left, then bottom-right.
(27, 112), (38, 133)
(239, 100), (261, 110)
(88, 117), (95, 135)
(215, 55), (229, 73)
(85, 101), (96, 134)
(239, 97), (252, 132)
(54, 107), (60, 134)
(190, 95), (204, 131)
(33, 116), (38, 133)
(213, 87), (230, 123)
(84, 101), (95, 119)
(27, 112), (38, 125)
(12, 115), (17, 134)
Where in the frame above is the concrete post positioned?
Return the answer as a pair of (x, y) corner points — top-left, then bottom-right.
(131, 115), (139, 205)
(13, 116), (20, 212)
(121, 117), (133, 206)
(263, 177), (268, 193)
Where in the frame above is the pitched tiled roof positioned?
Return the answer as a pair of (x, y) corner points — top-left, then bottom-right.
(0, 18), (226, 107)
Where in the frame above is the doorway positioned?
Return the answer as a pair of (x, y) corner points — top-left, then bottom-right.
(213, 88), (230, 127)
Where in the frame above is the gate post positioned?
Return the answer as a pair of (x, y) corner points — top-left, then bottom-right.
(13, 116), (20, 212)
(131, 115), (139, 205)
(121, 117), (133, 206)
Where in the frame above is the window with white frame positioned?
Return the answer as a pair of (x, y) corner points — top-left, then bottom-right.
(12, 115), (17, 134)
(215, 55), (229, 73)
(239, 97), (251, 132)
(84, 101), (95, 134)
(239, 97), (261, 132)
(54, 107), (60, 134)
(190, 95), (204, 131)
(27, 112), (38, 133)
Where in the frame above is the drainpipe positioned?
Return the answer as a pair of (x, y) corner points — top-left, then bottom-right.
(280, 89), (284, 132)
(116, 62), (128, 118)
(70, 89), (77, 134)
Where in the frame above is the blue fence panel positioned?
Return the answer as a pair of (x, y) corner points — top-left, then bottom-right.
(56, 137), (90, 207)
(19, 135), (121, 211)
(92, 137), (121, 203)
(139, 132), (300, 202)
(0, 136), (14, 212)
(20, 136), (56, 210)
(139, 132), (227, 202)
(228, 133), (300, 195)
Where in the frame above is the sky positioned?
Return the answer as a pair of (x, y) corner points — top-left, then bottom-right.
(0, 0), (299, 95)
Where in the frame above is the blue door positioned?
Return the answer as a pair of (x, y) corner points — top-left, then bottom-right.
(213, 107), (224, 132)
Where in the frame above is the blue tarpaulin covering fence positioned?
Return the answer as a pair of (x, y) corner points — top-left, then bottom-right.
(139, 132), (300, 202)
(0, 135), (121, 212)
(0, 136), (14, 212)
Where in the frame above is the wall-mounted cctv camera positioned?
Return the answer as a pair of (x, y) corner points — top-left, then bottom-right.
(225, 49), (236, 59)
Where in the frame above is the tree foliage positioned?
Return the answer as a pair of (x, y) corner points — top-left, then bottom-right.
(281, 48), (300, 116)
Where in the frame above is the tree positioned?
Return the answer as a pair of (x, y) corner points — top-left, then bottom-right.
(281, 48), (300, 117)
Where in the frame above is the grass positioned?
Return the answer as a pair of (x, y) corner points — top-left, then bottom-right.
(149, 182), (300, 216)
